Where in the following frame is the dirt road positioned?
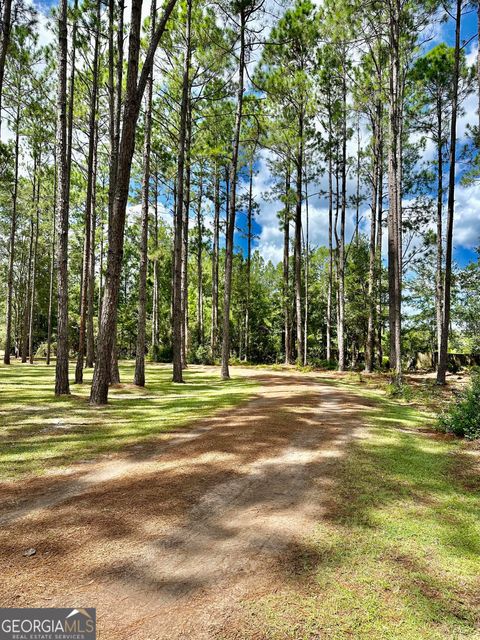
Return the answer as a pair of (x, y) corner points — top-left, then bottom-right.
(0, 369), (372, 639)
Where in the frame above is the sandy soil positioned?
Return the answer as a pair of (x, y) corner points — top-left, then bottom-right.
(0, 368), (373, 639)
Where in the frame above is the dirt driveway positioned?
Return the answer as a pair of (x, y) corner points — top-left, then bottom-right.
(0, 369), (372, 639)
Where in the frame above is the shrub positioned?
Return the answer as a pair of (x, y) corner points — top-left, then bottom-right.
(309, 358), (337, 370)
(150, 343), (172, 363)
(438, 374), (480, 440)
(385, 381), (414, 402)
(190, 344), (214, 365)
(35, 342), (56, 358)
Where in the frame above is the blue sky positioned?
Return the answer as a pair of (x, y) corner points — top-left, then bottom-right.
(33, 0), (480, 268)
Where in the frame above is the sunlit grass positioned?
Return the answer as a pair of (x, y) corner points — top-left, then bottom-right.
(0, 360), (256, 479)
(235, 380), (480, 640)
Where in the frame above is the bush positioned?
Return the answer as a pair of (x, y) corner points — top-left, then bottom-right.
(190, 344), (214, 365)
(35, 342), (56, 358)
(385, 381), (414, 402)
(438, 374), (480, 439)
(309, 358), (337, 370)
(150, 343), (172, 363)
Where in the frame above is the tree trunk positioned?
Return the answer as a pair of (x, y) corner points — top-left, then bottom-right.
(478, 0), (480, 135)
(22, 159), (37, 363)
(196, 166), (204, 346)
(107, 0), (124, 386)
(211, 163), (220, 356)
(365, 105), (381, 373)
(294, 113), (304, 366)
(75, 2), (100, 384)
(181, 105), (192, 368)
(29, 161), (41, 364)
(66, 0), (78, 201)
(3, 104), (20, 364)
(134, 0), (155, 387)
(303, 166), (309, 366)
(387, 0), (403, 382)
(46, 159), (57, 366)
(55, 0), (70, 395)
(90, 0), (178, 404)
(86, 121), (98, 368)
(326, 104), (333, 362)
(435, 100), (443, 364)
(0, 0), (12, 136)
(283, 167), (291, 365)
(21, 211), (34, 363)
(172, 0), (192, 384)
(337, 73), (347, 371)
(151, 170), (160, 353)
(376, 119), (384, 366)
(437, 0), (461, 385)
(245, 158), (254, 361)
(221, 10), (246, 380)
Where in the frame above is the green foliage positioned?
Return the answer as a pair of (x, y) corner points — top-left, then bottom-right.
(310, 358), (337, 370)
(190, 344), (214, 365)
(0, 362), (256, 478)
(237, 380), (480, 640)
(150, 343), (172, 363)
(439, 375), (480, 440)
(386, 381), (414, 402)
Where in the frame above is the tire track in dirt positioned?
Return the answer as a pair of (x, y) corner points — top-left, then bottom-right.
(0, 369), (372, 640)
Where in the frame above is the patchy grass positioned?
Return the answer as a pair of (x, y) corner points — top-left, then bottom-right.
(0, 361), (256, 479)
(232, 380), (480, 640)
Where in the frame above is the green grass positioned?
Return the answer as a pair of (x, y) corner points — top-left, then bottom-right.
(236, 380), (480, 640)
(0, 360), (256, 479)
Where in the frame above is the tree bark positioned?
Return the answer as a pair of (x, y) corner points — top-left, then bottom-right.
(303, 166), (309, 366)
(196, 166), (204, 346)
(134, 0), (155, 387)
(435, 100), (443, 364)
(376, 127), (384, 367)
(107, 0), (124, 385)
(294, 111), (304, 366)
(28, 160), (41, 364)
(437, 0), (461, 385)
(22, 158), (36, 363)
(86, 121), (98, 368)
(283, 166), (291, 364)
(326, 103), (333, 363)
(365, 103), (381, 373)
(172, 0), (192, 383)
(151, 170), (159, 353)
(245, 158), (254, 361)
(181, 104), (192, 368)
(3, 103), (20, 364)
(90, 0), (178, 404)
(55, 0), (70, 395)
(337, 73), (347, 371)
(46, 158), (57, 366)
(75, 1), (100, 384)
(221, 9), (246, 380)
(387, 0), (403, 382)
(66, 0), (78, 202)
(0, 0), (12, 136)
(211, 163), (220, 356)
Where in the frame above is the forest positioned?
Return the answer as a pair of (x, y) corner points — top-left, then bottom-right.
(1, 0), (480, 396)
(0, 0), (480, 638)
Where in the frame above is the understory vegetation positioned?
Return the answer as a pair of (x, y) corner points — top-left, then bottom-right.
(231, 381), (480, 640)
(439, 373), (480, 440)
(1, 0), (480, 402)
(0, 361), (255, 479)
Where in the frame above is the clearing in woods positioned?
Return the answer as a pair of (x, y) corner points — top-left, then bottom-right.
(0, 364), (479, 639)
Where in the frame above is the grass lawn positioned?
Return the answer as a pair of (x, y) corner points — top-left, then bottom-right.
(233, 378), (480, 640)
(0, 360), (256, 480)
